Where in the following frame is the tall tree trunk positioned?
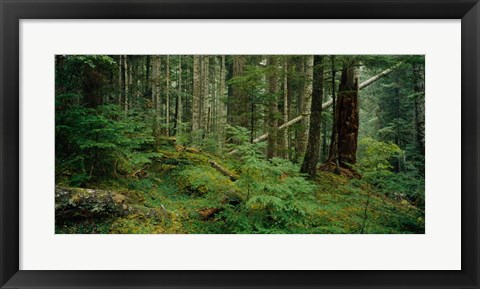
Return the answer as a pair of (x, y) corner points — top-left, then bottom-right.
(413, 62), (425, 156)
(203, 55), (210, 134)
(185, 58), (191, 129)
(166, 55), (170, 136)
(154, 57), (162, 111)
(212, 57), (218, 136)
(294, 56), (306, 162)
(230, 56), (249, 128)
(298, 56), (314, 158)
(124, 55), (130, 111)
(394, 84), (401, 172)
(145, 55), (151, 98)
(121, 55), (127, 110)
(327, 55), (339, 166)
(335, 62), (359, 167)
(174, 55), (182, 135)
(266, 56), (279, 159)
(218, 55), (227, 148)
(118, 55), (123, 105)
(151, 56), (161, 148)
(280, 57), (289, 159)
(192, 55), (202, 140)
(300, 55), (324, 177)
(287, 59), (294, 160)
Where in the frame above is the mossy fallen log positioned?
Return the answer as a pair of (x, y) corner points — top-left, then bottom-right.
(208, 160), (238, 181)
(55, 187), (169, 221)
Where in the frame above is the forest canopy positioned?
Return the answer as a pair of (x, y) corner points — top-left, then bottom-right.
(55, 55), (425, 234)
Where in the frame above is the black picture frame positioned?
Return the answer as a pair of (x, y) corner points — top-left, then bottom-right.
(1, 0), (479, 288)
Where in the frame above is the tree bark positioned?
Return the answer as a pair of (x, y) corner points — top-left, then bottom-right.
(335, 62), (360, 167)
(300, 55), (324, 177)
(150, 56), (161, 148)
(280, 57), (289, 159)
(230, 56), (249, 129)
(218, 55), (227, 148)
(266, 56), (279, 159)
(297, 56), (314, 158)
(124, 55), (130, 111)
(192, 55), (202, 137)
(120, 55), (127, 109)
(174, 55), (182, 135)
(327, 55), (339, 165)
(413, 62), (425, 156)
(202, 55), (210, 134)
(118, 55), (123, 105)
(166, 55), (170, 136)
(145, 55), (151, 98)
(294, 57), (306, 162)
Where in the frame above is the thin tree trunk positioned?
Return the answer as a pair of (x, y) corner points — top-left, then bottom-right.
(281, 57), (289, 159)
(124, 55), (131, 111)
(413, 62), (425, 156)
(121, 55), (128, 111)
(145, 55), (150, 98)
(298, 56), (314, 158)
(203, 55), (210, 134)
(185, 58), (191, 129)
(118, 55), (123, 105)
(212, 57), (218, 136)
(300, 55), (324, 177)
(230, 56), (249, 128)
(174, 55), (182, 135)
(327, 55), (339, 165)
(192, 55), (202, 141)
(219, 55), (227, 148)
(151, 56), (161, 148)
(266, 56), (278, 159)
(295, 56), (306, 162)
(287, 59), (294, 160)
(166, 55), (170, 136)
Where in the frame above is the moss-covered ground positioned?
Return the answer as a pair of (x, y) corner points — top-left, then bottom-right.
(56, 147), (424, 234)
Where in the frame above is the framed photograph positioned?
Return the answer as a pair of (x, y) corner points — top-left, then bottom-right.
(1, 0), (478, 288)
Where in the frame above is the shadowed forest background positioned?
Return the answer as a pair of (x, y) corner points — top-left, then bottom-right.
(55, 55), (425, 234)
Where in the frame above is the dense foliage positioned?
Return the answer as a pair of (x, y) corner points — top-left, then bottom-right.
(55, 54), (425, 234)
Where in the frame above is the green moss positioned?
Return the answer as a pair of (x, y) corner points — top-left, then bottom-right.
(57, 149), (424, 234)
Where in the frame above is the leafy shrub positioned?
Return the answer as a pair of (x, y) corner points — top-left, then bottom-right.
(56, 101), (162, 185)
(357, 137), (424, 207)
(223, 127), (318, 233)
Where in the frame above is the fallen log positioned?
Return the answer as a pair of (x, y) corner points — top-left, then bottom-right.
(357, 62), (403, 90)
(175, 145), (202, 154)
(55, 187), (168, 221)
(227, 63), (402, 155)
(208, 160), (239, 181)
(199, 207), (221, 220)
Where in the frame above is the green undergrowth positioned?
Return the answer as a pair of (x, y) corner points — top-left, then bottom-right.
(56, 147), (424, 234)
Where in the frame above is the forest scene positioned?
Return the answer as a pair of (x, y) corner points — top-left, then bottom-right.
(55, 55), (425, 234)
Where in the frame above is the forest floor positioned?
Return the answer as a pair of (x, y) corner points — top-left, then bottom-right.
(55, 145), (425, 234)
